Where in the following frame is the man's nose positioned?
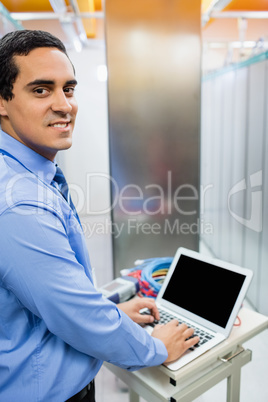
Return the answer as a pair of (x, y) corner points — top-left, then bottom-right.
(51, 91), (72, 114)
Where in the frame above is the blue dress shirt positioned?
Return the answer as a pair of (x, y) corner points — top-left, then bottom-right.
(0, 130), (167, 401)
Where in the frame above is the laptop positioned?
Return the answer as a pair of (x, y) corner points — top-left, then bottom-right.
(143, 247), (253, 371)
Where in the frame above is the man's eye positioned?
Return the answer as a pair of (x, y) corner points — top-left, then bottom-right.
(34, 88), (49, 96)
(64, 87), (75, 95)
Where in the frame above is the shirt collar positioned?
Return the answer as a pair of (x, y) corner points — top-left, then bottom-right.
(0, 129), (56, 185)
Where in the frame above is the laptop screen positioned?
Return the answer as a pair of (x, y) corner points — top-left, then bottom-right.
(162, 254), (246, 328)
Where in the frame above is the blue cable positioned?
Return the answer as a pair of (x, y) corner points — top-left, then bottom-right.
(139, 257), (173, 292)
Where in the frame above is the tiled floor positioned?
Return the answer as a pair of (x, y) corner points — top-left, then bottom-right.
(83, 219), (268, 401)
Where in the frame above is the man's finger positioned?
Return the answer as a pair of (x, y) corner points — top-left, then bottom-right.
(138, 313), (155, 324)
(141, 300), (160, 321)
(183, 327), (195, 338)
(185, 335), (200, 348)
(164, 319), (179, 328)
(149, 304), (160, 321)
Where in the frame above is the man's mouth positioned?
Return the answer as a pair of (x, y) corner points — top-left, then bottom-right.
(49, 122), (70, 128)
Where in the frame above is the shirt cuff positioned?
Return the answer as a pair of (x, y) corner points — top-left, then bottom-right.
(151, 336), (168, 366)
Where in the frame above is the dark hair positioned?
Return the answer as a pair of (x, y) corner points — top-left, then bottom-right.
(0, 30), (73, 101)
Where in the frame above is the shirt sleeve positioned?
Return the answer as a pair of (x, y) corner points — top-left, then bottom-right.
(0, 205), (167, 370)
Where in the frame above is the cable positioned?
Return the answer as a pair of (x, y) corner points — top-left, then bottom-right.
(125, 257), (173, 298)
(233, 315), (241, 327)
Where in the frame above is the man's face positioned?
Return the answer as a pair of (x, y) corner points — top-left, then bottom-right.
(0, 47), (78, 161)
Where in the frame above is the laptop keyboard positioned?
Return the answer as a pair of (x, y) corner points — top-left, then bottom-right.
(142, 307), (215, 350)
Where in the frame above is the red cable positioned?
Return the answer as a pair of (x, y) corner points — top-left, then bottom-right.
(233, 316), (241, 326)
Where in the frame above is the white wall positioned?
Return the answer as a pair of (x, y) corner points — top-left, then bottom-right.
(201, 55), (268, 314)
(57, 45), (113, 286)
(57, 45), (110, 214)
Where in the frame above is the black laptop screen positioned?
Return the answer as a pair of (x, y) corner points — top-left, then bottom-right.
(162, 254), (246, 328)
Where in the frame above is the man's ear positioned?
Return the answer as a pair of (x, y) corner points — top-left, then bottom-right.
(0, 97), (8, 117)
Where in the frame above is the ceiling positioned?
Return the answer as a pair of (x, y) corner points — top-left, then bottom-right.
(201, 0), (268, 71)
(202, 0), (268, 41)
(0, 0), (105, 50)
(0, 0), (268, 71)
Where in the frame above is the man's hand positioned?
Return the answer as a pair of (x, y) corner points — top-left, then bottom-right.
(117, 298), (160, 324)
(152, 320), (200, 363)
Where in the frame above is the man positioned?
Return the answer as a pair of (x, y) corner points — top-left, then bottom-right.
(0, 30), (199, 401)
